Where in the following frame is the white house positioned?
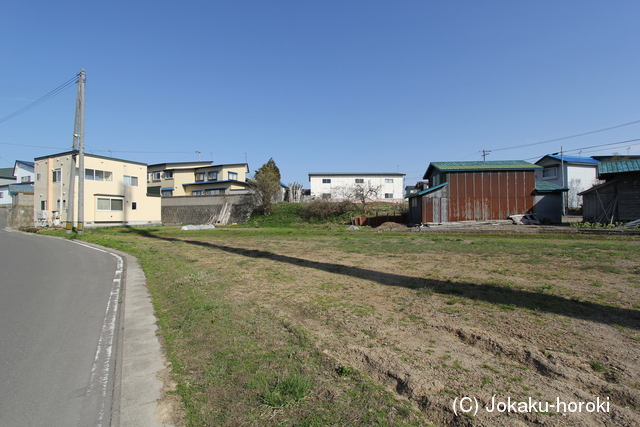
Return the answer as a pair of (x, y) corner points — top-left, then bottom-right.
(0, 160), (34, 206)
(308, 173), (406, 204)
(14, 160), (34, 184)
(0, 168), (15, 205)
(535, 155), (600, 210)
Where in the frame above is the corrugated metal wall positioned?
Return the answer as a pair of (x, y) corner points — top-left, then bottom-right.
(421, 171), (536, 222)
(421, 185), (448, 223)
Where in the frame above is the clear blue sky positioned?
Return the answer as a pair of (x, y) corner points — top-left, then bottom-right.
(2, 1), (640, 185)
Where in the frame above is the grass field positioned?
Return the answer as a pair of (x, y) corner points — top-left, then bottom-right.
(53, 224), (640, 426)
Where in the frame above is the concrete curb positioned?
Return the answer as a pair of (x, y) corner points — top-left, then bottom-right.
(115, 251), (175, 427)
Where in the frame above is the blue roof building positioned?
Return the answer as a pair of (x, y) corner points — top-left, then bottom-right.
(534, 155), (601, 211)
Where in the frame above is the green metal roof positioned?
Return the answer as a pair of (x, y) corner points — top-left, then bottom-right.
(535, 181), (568, 192)
(407, 182), (448, 198)
(0, 167), (15, 179)
(597, 159), (640, 174)
(431, 160), (541, 171)
(425, 160), (540, 178)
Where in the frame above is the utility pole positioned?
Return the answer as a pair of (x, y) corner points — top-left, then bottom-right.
(482, 150), (491, 161)
(76, 69), (86, 234)
(560, 146), (566, 217)
(66, 69), (85, 234)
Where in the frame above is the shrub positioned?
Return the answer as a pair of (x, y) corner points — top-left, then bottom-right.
(18, 226), (40, 233)
(299, 200), (353, 222)
(244, 202), (304, 227)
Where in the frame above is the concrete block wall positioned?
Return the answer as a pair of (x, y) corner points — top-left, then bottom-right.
(9, 192), (34, 229)
(161, 194), (255, 225)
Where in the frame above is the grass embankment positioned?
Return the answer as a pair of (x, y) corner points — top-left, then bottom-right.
(241, 201), (405, 228)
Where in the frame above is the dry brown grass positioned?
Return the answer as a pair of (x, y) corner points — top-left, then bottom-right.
(79, 226), (640, 426)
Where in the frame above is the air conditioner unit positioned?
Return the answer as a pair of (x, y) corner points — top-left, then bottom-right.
(36, 210), (49, 220)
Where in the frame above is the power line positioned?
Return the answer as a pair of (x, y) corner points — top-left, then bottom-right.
(0, 141), (68, 150)
(522, 138), (640, 161)
(489, 118), (640, 153)
(562, 138), (640, 154)
(0, 74), (78, 124)
(574, 144), (640, 156)
(86, 148), (196, 155)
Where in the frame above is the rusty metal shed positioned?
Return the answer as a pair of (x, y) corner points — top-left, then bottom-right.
(408, 161), (541, 224)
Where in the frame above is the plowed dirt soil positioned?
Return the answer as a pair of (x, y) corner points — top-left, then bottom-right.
(162, 227), (640, 426)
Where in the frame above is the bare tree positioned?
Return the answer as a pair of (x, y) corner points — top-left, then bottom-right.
(337, 182), (382, 213)
(287, 182), (303, 203)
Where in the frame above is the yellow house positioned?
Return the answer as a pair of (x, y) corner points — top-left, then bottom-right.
(147, 162), (251, 197)
(33, 152), (161, 228)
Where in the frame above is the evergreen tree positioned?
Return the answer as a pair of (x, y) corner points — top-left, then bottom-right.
(249, 158), (281, 215)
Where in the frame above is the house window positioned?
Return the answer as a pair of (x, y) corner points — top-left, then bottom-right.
(85, 169), (113, 182)
(208, 171), (218, 181)
(161, 190), (174, 197)
(385, 179), (394, 184)
(321, 193), (331, 199)
(131, 202), (137, 210)
(355, 179), (364, 183)
(228, 171), (238, 180)
(150, 171), (161, 181)
(385, 193), (394, 199)
(40, 200), (46, 209)
(0, 192), (4, 199)
(192, 190), (203, 196)
(164, 171), (173, 179)
(97, 198), (124, 211)
(21, 176), (31, 183)
(542, 167), (558, 179)
(195, 172), (205, 182)
(322, 179), (331, 184)
(52, 169), (62, 182)
(36, 173), (42, 181)
(205, 189), (225, 195)
(123, 175), (138, 187)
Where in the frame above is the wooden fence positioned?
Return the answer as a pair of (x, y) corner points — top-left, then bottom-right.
(353, 211), (408, 227)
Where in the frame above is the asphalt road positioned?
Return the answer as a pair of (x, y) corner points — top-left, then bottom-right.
(0, 209), (122, 427)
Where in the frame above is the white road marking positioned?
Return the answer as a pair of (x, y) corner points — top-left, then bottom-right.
(73, 241), (123, 427)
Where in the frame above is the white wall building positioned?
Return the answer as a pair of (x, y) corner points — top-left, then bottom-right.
(0, 160), (34, 206)
(535, 155), (600, 209)
(308, 173), (406, 204)
(0, 169), (15, 206)
(14, 160), (34, 184)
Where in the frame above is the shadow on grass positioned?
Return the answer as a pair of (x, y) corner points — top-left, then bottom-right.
(128, 227), (640, 330)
